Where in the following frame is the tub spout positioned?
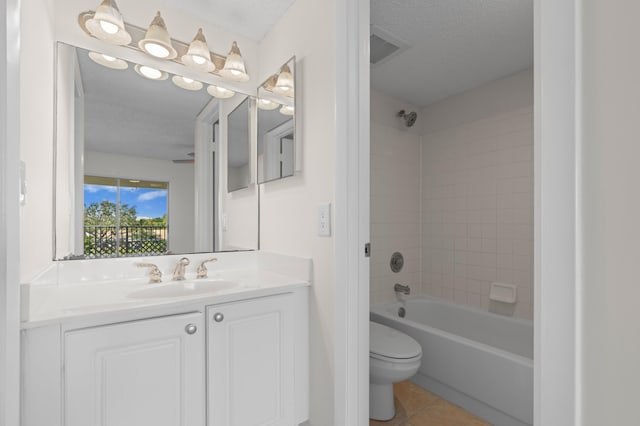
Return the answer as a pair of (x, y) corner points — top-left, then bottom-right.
(394, 283), (410, 295)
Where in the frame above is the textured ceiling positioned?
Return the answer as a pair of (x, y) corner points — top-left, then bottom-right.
(78, 48), (212, 162)
(371, 0), (533, 107)
(161, 0), (297, 41)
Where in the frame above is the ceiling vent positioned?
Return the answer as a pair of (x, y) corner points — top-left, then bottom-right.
(370, 25), (409, 66)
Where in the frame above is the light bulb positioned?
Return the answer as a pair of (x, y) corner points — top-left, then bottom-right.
(257, 98), (280, 111)
(143, 42), (170, 59)
(99, 20), (119, 34)
(172, 75), (203, 91)
(207, 85), (235, 99)
(192, 55), (206, 65)
(140, 66), (161, 79)
(134, 64), (167, 80)
(102, 54), (116, 62)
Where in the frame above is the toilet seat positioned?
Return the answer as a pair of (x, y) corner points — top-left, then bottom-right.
(370, 321), (421, 361)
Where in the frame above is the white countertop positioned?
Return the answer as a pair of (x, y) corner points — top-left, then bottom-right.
(21, 251), (312, 329)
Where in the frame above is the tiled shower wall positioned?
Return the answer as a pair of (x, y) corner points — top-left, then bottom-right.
(420, 106), (533, 319)
(370, 92), (422, 306)
(370, 69), (534, 319)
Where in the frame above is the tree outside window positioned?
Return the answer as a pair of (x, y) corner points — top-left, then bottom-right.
(84, 176), (169, 257)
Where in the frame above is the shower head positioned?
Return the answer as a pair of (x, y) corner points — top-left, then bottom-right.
(397, 110), (418, 127)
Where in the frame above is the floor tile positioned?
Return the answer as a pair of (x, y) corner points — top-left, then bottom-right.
(369, 381), (491, 426)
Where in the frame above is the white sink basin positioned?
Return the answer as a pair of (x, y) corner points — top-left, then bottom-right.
(128, 280), (239, 299)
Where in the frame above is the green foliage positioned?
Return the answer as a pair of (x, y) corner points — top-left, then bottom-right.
(83, 200), (167, 257)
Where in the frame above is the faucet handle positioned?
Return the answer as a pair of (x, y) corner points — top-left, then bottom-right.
(136, 263), (162, 283)
(197, 258), (218, 279)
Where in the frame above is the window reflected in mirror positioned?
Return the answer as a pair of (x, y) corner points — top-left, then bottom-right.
(257, 57), (296, 184)
(84, 176), (168, 258)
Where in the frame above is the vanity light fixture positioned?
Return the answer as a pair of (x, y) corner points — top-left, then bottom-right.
(273, 64), (294, 97)
(257, 98), (280, 111)
(84, 0), (131, 45)
(134, 64), (168, 81)
(182, 28), (215, 73)
(139, 11), (177, 59)
(219, 41), (249, 82)
(172, 75), (203, 91)
(280, 104), (295, 116)
(207, 85), (236, 99)
(88, 51), (128, 70)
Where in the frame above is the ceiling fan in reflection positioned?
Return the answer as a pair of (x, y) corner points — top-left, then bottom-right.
(172, 152), (195, 164)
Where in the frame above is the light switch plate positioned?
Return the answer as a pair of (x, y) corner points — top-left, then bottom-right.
(317, 203), (331, 237)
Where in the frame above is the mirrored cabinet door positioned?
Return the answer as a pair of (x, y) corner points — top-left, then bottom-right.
(257, 57), (296, 184)
(226, 96), (251, 192)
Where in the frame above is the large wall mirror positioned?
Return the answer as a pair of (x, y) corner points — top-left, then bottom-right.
(54, 43), (259, 260)
(257, 57), (296, 183)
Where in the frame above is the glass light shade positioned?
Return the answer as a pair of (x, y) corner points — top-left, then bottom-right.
(257, 98), (280, 111)
(207, 85), (236, 99)
(172, 75), (203, 91)
(219, 41), (249, 82)
(273, 64), (294, 97)
(138, 11), (177, 59)
(280, 104), (295, 116)
(134, 64), (168, 81)
(88, 51), (128, 70)
(85, 0), (131, 45)
(181, 28), (215, 73)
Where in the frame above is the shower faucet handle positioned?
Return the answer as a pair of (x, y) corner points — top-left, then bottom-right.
(394, 283), (411, 295)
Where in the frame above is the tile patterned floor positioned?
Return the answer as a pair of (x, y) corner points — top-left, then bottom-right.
(369, 381), (491, 426)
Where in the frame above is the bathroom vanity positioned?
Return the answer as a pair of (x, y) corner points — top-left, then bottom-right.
(21, 252), (310, 426)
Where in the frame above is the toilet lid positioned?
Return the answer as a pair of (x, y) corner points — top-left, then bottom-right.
(370, 321), (422, 360)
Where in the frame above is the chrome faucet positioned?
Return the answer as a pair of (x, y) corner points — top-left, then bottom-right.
(197, 258), (218, 279)
(394, 283), (410, 295)
(172, 257), (191, 281)
(136, 263), (162, 283)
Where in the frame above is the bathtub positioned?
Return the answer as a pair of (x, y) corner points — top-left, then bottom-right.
(370, 296), (533, 426)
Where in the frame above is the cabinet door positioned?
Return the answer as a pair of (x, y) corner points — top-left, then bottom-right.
(65, 312), (205, 426)
(208, 294), (294, 426)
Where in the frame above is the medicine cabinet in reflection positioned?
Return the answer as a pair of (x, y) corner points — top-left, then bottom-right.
(257, 57), (296, 184)
(226, 96), (251, 192)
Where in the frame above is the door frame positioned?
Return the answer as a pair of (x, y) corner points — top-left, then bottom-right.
(336, 0), (581, 425)
(0, 0), (22, 425)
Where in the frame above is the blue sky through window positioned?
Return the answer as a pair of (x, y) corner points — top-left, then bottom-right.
(84, 179), (168, 220)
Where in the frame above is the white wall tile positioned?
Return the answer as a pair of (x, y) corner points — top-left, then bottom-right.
(371, 83), (533, 321)
(420, 103), (533, 319)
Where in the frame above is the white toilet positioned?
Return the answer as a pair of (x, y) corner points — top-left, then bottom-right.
(369, 321), (423, 421)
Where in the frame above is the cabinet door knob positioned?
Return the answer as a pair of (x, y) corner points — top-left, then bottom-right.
(185, 324), (198, 335)
(213, 312), (224, 322)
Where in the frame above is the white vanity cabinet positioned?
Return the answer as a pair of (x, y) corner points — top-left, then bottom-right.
(207, 293), (295, 426)
(21, 285), (309, 426)
(64, 312), (205, 426)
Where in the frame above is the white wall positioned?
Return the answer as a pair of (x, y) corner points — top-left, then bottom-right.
(370, 91), (421, 306)
(421, 70), (533, 319)
(581, 1), (640, 423)
(85, 151), (195, 254)
(218, 95), (259, 252)
(0, 0), (22, 423)
(19, 0), (259, 282)
(257, 0), (337, 423)
(20, 0), (55, 282)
